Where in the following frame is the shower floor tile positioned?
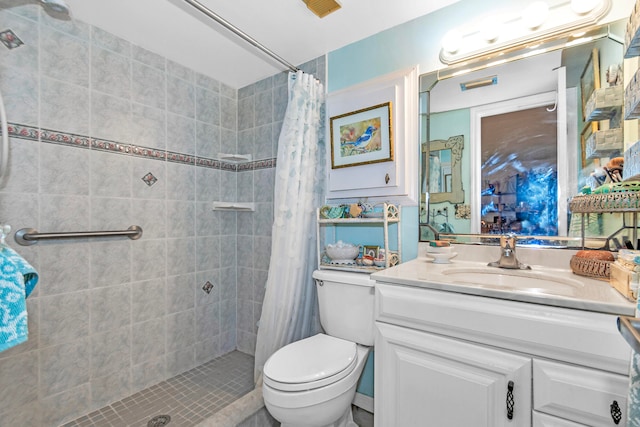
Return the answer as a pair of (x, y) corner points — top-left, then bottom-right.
(62, 351), (255, 427)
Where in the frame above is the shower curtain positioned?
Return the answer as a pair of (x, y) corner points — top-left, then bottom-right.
(254, 70), (325, 383)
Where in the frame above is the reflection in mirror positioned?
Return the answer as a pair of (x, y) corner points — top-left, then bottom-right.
(424, 135), (464, 203)
(430, 148), (451, 193)
(480, 106), (557, 236)
(419, 20), (627, 246)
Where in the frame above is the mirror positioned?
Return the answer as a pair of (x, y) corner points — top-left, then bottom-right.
(419, 20), (627, 245)
(422, 135), (464, 203)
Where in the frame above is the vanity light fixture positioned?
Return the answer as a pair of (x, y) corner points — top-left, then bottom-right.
(438, 9), (613, 81)
(440, 0), (611, 66)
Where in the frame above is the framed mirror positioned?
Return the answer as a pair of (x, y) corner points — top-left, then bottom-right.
(423, 135), (464, 204)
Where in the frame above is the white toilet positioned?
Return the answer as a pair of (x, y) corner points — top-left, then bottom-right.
(262, 269), (375, 427)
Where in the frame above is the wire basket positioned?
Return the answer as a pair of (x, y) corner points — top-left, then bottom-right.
(569, 255), (611, 280)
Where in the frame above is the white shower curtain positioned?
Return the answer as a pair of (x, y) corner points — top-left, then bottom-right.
(254, 70), (325, 383)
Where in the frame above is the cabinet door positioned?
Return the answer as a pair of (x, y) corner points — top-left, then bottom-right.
(534, 359), (627, 426)
(376, 322), (532, 427)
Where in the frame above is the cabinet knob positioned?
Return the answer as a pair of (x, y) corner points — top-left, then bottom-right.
(610, 400), (622, 425)
(385, 173), (390, 184)
(506, 380), (514, 420)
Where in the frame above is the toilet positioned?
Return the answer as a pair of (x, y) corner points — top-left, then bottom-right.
(262, 269), (375, 427)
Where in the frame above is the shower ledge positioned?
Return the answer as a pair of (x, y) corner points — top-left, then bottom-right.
(212, 202), (255, 211)
(218, 153), (252, 162)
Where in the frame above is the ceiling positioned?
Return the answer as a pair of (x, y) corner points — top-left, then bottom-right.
(61, 0), (459, 89)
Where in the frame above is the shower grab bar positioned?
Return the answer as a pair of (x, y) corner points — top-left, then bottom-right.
(14, 225), (143, 246)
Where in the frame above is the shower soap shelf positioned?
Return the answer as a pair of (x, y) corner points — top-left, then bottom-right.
(217, 153), (252, 163)
(212, 202), (255, 211)
(316, 202), (402, 273)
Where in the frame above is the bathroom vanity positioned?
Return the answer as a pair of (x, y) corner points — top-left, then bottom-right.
(371, 246), (635, 427)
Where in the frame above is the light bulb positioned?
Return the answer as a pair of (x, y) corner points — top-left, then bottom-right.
(442, 30), (462, 54)
(522, 1), (549, 30)
(571, 0), (600, 14)
(481, 17), (502, 43)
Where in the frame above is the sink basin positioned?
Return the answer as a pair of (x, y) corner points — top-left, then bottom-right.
(440, 267), (585, 297)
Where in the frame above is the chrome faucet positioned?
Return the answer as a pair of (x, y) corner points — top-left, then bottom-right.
(488, 233), (531, 270)
(422, 223), (440, 241)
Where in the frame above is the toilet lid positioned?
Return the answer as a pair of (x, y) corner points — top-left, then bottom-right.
(263, 334), (358, 392)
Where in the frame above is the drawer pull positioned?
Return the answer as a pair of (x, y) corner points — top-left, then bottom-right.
(506, 380), (514, 420)
(610, 400), (622, 425)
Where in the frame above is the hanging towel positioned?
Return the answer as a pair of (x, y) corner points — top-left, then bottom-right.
(0, 245), (38, 353)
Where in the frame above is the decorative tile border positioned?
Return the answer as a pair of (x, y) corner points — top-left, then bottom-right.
(6, 122), (276, 171)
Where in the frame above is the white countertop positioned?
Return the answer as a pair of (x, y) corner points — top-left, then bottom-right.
(372, 256), (636, 316)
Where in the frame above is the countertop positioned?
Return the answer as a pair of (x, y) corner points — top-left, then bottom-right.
(372, 256), (636, 316)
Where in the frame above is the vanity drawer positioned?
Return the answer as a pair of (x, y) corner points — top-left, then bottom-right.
(533, 411), (585, 427)
(533, 359), (627, 426)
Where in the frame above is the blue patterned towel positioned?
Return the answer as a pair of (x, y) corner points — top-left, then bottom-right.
(0, 245), (38, 353)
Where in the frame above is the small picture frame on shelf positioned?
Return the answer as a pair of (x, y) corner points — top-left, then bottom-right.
(363, 245), (380, 258)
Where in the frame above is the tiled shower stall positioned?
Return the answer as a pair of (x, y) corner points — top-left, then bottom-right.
(0, 4), (325, 425)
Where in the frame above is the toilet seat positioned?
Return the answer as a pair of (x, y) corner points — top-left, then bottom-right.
(263, 334), (358, 392)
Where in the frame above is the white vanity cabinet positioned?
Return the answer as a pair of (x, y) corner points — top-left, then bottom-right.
(374, 282), (631, 427)
(376, 322), (532, 426)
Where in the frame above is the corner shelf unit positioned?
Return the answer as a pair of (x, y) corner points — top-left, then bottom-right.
(316, 203), (402, 273)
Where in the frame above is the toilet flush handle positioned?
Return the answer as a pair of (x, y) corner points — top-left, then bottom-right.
(316, 280), (324, 286)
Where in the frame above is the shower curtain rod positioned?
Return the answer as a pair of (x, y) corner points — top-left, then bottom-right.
(182, 0), (300, 73)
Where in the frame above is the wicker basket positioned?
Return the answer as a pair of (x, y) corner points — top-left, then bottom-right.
(570, 255), (612, 280)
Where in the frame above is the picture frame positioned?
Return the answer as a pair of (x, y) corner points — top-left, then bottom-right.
(330, 102), (393, 169)
(363, 245), (380, 258)
(580, 48), (600, 117)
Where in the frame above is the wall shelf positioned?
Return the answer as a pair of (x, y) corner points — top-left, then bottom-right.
(570, 192), (640, 250)
(586, 128), (623, 159)
(317, 203), (402, 273)
(584, 86), (623, 122)
(212, 202), (255, 211)
(217, 153), (252, 163)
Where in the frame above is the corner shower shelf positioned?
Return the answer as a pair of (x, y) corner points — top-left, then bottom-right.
(317, 203), (402, 273)
(212, 202), (255, 211)
(217, 153), (252, 163)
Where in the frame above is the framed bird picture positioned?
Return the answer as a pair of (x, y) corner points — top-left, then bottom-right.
(329, 102), (393, 169)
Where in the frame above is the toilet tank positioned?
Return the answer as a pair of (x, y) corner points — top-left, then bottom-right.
(312, 269), (375, 346)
